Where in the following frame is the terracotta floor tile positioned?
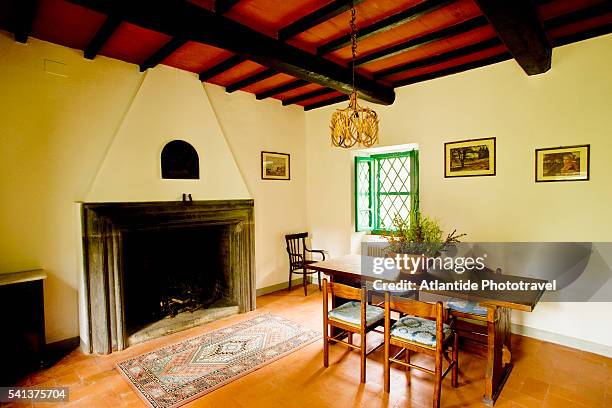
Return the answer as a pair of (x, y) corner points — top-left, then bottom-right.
(13, 286), (610, 408)
(519, 377), (549, 401)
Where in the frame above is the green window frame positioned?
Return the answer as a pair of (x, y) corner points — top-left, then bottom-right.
(355, 149), (419, 233)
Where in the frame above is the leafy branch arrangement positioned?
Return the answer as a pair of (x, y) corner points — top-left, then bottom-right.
(383, 211), (466, 257)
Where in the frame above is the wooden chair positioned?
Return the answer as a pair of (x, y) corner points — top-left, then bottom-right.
(384, 293), (458, 408)
(446, 268), (502, 354)
(322, 279), (384, 383)
(285, 232), (326, 296)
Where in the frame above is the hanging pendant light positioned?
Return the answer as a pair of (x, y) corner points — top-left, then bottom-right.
(330, 1), (379, 148)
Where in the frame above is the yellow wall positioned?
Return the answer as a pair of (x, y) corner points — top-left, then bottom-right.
(0, 32), (306, 343)
(305, 34), (612, 348)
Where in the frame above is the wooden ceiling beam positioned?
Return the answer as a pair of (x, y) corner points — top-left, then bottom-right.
(474, 0), (551, 75)
(199, 55), (246, 81)
(278, 0), (366, 42)
(67, 0), (395, 105)
(215, 0), (241, 15)
(140, 37), (188, 71)
(543, 2), (612, 31)
(394, 52), (511, 87)
(317, 0), (453, 55)
(372, 37), (502, 79)
(255, 79), (309, 100)
(354, 16), (488, 66)
(11, 0), (39, 43)
(84, 15), (122, 59)
(225, 68), (277, 93)
(304, 95), (349, 111)
(553, 23), (612, 47)
(282, 88), (336, 106)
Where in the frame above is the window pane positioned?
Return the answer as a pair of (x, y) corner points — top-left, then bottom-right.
(355, 158), (373, 231)
(378, 194), (411, 230)
(376, 154), (412, 230)
(378, 156), (410, 193)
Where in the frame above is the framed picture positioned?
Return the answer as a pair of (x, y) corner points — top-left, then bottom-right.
(535, 144), (590, 182)
(444, 137), (496, 178)
(261, 151), (290, 180)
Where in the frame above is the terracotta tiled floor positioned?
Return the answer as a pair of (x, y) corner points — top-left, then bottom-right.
(8, 286), (612, 407)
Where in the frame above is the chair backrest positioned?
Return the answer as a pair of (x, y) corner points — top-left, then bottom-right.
(323, 279), (362, 302)
(285, 232), (308, 266)
(322, 279), (366, 315)
(384, 292), (446, 348)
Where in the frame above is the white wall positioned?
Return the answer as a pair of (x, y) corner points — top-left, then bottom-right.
(0, 32), (143, 343)
(0, 32), (306, 343)
(86, 66), (250, 202)
(204, 85), (308, 290)
(305, 34), (612, 349)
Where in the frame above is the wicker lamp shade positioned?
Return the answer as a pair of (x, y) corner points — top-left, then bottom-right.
(330, 91), (379, 148)
(329, 2), (380, 149)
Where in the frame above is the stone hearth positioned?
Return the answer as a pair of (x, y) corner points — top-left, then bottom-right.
(81, 200), (255, 354)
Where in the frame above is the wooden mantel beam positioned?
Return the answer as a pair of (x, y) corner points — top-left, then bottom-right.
(67, 0), (395, 105)
(474, 0), (551, 75)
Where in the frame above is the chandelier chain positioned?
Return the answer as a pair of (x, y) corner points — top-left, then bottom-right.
(329, 0), (379, 149)
(350, 2), (357, 91)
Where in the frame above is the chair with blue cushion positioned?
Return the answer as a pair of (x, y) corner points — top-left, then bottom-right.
(446, 268), (502, 350)
(384, 293), (458, 408)
(322, 279), (384, 383)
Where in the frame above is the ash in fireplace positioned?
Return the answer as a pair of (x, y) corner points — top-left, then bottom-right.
(159, 276), (223, 318)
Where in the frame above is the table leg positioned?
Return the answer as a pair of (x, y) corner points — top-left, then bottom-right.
(483, 306), (513, 406)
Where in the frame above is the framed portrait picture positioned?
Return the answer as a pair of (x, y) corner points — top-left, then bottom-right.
(444, 137), (496, 178)
(535, 144), (590, 182)
(261, 151), (290, 180)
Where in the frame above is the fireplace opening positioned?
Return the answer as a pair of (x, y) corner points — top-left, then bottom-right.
(122, 224), (237, 344)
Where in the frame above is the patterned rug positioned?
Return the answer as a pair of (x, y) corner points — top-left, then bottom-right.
(117, 314), (320, 408)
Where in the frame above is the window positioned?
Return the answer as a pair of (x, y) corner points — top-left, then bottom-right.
(355, 150), (419, 233)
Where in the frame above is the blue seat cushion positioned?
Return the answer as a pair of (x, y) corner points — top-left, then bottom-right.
(390, 316), (451, 348)
(447, 299), (488, 316)
(328, 301), (384, 326)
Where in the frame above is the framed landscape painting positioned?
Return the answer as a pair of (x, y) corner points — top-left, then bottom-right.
(535, 144), (590, 182)
(445, 137), (496, 178)
(261, 151), (290, 180)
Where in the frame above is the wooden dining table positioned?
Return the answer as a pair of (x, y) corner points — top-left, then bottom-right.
(309, 254), (547, 406)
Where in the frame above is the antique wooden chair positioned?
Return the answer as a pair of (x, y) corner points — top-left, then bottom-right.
(322, 279), (384, 383)
(446, 268), (502, 353)
(285, 232), (326, 296)
(384, 293), (458, 408)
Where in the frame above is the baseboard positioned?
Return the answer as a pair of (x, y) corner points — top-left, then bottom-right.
(512, 323), (612, 358)
(256, 278), (304, 297)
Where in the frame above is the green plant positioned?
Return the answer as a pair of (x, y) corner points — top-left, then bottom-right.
(383, 211), (466, 256)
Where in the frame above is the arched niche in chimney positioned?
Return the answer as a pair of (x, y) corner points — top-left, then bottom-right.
(161, 140), (200, 179)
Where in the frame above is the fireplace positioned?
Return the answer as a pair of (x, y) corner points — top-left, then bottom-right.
(81, 200), (255, 354)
